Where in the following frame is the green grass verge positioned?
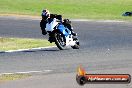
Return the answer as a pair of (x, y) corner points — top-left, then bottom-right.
(0, 0), (132, 20)
(0, 74), (31, 82)
(0, 37), (54, 51)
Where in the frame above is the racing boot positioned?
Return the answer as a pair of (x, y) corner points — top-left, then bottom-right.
(48, 33), (55, 43)
(71, 31), (77, 36)
(42, 29), (47, 35)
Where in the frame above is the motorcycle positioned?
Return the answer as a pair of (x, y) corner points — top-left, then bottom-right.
(45, 18), (80, 50)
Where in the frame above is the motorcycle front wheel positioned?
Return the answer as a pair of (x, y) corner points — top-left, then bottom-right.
(54, 32), (66, 50)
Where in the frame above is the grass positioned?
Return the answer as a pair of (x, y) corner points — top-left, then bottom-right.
(0, 0), (132, 20)
(0, 37), (55, 51)
(0, 74), (31, 82)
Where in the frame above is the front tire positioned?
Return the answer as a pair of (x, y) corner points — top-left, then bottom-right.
(54, 32), (66, 50)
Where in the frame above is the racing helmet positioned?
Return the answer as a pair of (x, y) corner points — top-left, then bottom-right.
(41, 9), (50, 19)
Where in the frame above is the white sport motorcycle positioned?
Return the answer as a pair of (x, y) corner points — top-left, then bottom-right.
(45, 18), (80, 50)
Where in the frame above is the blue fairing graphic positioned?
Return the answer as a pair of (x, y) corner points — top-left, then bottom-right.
(57, 24), (70, 37)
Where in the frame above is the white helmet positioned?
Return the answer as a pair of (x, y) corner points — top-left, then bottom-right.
(41, 9), (50, 17)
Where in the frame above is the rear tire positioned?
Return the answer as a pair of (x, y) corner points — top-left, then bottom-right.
(54, 32), (66, 50)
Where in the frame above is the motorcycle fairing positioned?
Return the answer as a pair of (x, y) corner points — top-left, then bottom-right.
(57, 23), (71, 37)
(45, 18), (58, 32)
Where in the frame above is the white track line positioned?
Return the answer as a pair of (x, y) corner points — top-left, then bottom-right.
(0, 15), (128, 23)
(71, 19), (125, 23)
(0, 70), (53, 75)
(15, 71), (43, 74)
(96, 20), (125, 23)
(0, 46), (56, 53)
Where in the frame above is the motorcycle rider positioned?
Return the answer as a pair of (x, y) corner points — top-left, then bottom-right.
(40, 9), (77, 36)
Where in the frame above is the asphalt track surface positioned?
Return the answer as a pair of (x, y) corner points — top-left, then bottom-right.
(0, 17), (132, 88)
